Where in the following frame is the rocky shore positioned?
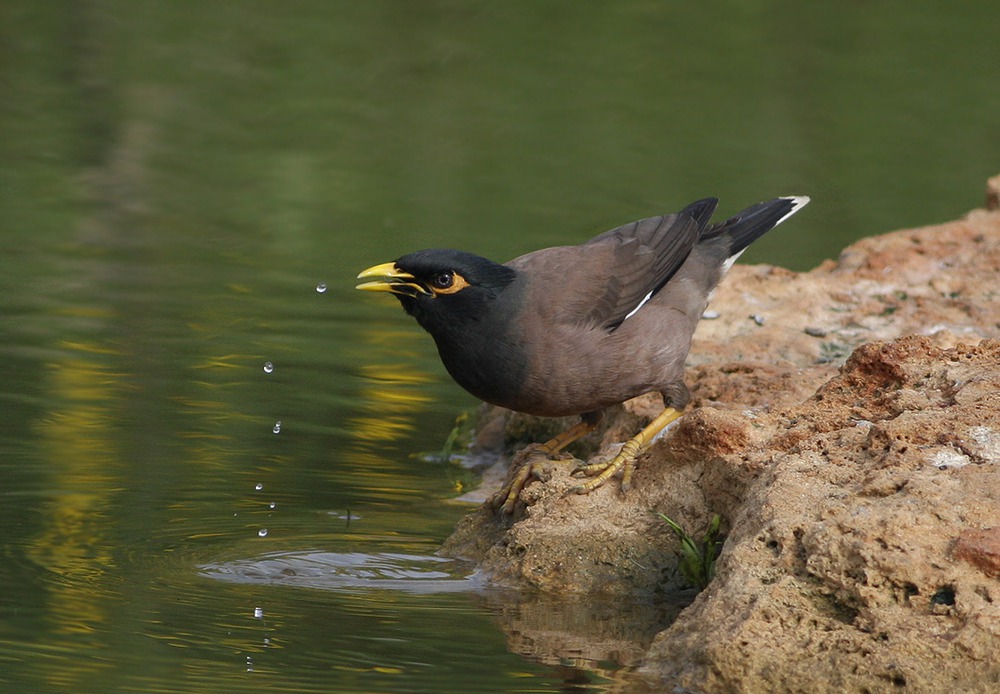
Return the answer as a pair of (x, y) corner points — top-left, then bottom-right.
(441, 175), (1000, 692)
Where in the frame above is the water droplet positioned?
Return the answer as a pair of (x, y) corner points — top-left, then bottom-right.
(253, 606), (264, 619)
(263, 637), (271, 647)
(263, 361), (274, 374)
(258, 528), (268, 537)
(246, 655), (254, 672)
(272, 421), (282, 434)
(269, 502), (276, 509)
(316, 282), (327, 293)
(254, 483), (263, 491)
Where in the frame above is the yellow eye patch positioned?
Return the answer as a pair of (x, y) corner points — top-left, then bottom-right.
(429, 271), (470, 295)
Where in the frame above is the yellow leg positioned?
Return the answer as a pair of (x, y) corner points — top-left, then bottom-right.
(569, 407), (683, 495)
(495, 417), (600, 514)
(533, 418), (599, 454)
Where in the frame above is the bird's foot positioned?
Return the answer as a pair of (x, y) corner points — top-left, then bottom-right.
(568, 406), (684, 495)
(569, 439), (642, 495)
(493, 444), (574, 514)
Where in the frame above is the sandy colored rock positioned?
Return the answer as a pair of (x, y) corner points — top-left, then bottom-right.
(641, 337), (1000, 693)
(441, 180), (1000, 693)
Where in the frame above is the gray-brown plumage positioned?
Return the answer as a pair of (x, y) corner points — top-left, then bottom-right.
(357, 195), (809, 510)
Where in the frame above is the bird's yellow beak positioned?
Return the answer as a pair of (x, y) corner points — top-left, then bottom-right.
(356, 262), (430, 296)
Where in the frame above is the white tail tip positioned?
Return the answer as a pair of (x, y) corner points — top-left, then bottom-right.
(776, 195), (810, 226)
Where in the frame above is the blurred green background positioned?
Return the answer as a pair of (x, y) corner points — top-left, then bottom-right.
(1, 1), (997, 691)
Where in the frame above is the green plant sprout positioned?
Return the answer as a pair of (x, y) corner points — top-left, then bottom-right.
(659, 512), (723, 590)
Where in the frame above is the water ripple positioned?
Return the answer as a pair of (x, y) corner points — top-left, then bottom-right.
(199, 551), (481, 594)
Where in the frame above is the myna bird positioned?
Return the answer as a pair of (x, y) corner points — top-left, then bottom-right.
(357, 196), (809, 512)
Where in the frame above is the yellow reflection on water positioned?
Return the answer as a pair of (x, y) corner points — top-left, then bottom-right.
(29, 349), (123, 687)
(349, 333), (435, 445)
(336, 322), (448, 499)
(189, 353), (250, 370)
(351, 387), (428, 441)
(57, 339), (123, 356)
(358, 361), (434, 386)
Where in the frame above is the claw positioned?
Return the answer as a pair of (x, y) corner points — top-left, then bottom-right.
(494, 407), (684, 510)
(567, 406), (684, 496)
(497, 462), (536, 514)
(493, 416), (601, 514)
(570, 459), (606, 478)
(494, 452), (573, 513)
(567, 454), (629, 494)
(620, 456), (638, 492)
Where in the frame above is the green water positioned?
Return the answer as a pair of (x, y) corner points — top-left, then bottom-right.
(2, 1), (997, 691)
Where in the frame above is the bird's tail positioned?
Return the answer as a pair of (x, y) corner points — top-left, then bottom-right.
(706, 196), (810, 258)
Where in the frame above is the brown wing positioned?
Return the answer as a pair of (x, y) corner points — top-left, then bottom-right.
(508, 212), (709, 334)
(581, 212), (703, 330)
(505, 199), (718, 331)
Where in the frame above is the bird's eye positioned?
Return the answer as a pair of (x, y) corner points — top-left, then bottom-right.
(426, 270), (469, 295)
(430, 272), (454, 289)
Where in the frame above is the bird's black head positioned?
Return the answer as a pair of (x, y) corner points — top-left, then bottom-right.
(356, 249), (518, 335)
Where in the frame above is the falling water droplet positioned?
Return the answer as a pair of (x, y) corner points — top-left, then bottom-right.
(254, 483), (263, 491)
(316, 282), (328, 293)
(272, 421), (282, 434)
(246, 655), (254, 672)
(269, 502), (276, 509)
(258, 528), (268, 537)
(253, 606), (264, 619)
(263, 361), (274, 374)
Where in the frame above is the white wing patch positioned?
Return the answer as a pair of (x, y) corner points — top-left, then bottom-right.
(622, 289), (654, 322)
